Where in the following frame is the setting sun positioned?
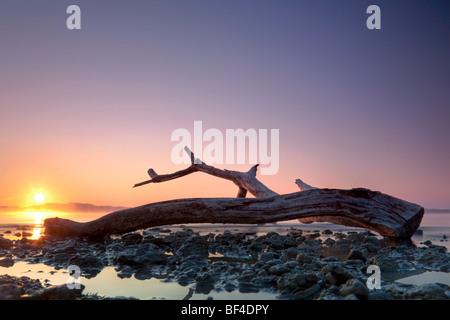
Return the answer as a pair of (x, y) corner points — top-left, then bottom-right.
(34, 193), (45, 203)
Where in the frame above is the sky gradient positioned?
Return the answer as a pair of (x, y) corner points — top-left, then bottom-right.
(1, 0), (449, 210)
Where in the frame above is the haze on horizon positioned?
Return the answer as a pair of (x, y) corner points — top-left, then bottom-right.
(1, 1), (449, 211)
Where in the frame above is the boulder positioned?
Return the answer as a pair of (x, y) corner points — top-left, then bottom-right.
(339, 279), (369, 299)
(404, 283), (450, 300)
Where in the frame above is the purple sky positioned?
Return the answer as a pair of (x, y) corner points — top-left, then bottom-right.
(0, 0), (449, 209)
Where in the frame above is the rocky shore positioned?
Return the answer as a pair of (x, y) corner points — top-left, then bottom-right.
(1, 226), (449, 300)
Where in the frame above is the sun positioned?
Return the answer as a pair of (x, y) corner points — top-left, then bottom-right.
(34, 193), (45, 203)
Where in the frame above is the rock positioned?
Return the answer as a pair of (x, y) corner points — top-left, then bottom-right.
(0, 284), (22, 300)
(339, 279), (369, 300)
(321, 263), (354, 286)
(370, 255), (399, 273)
(0, 258), (14, 268)
(248, 241), (266, 252)
(117, 265), (133, 279)
(268, 264), (290, 276)
(177, 274), (195, 286)
(404, 283), (450, 300)
(277, 273), (320, 294)
(25, 284), (85, 300)
(238, 282), (260, 293)
(296, 252), (315, 265)
(176, 235), (209, 259)
(346, 249), (367, 263)
(397, 260), (416, 272)
(258, 252), (278, 262)
(224, 282), (236, 292)
(322, 230), (333, 235)
(0, 237), (13, 250)
(237, 271), (256, 283)
(135, 243), (167, 265)
(280, 247), (299, 261)
(69, 253), (103, 277)
(334, 239), (351, 251)
(116, 243), (166, 266)
(47, 239), (78, 255)
(121, 233), (143, 245)
(195, 273), (215, 294)
(416, 247), (449, 269)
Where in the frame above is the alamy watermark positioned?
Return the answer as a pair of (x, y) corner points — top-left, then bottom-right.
(366, 265), (381, 290)
(67, 265), (81, 289)
(170, 121), (280, 175)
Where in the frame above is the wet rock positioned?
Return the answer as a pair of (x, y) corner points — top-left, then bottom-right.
(224, 282), (236, 292)
(195, 273), (215, 294)
(296, 252), (315, 265)
(0, 257), (14, 268)
(321, 263), (354, 286)
(176, 235), (209, 259)
(415, 247), (449, 269)
(370, 255), (399, 273)
(268, 264), (290, 276)
(69, 253), (104, 277)
(215, 231), (245, 245)
(47, 239), (78, 255)
(339, 279), (369, 300)
(397, 260), (416, 272)
(334, 239), (351, 251)
(277, 273), (321, 299)
(216, 245), (253, 261)
(0, 237), (13, 250)
(323, 238), (336, 247)
(280, 247), (299, 261)
(248, 241), (266, 252)
(346, 249), (367, 263)
(404, 283), (450, 300)
(117, 265), (133, 279)
(258, 252), (278, 263)
(25, 284), (85, 300)
(287, 228), (304, 238)
(114, 242), (166, 268)
(177, 274), (195, 286)
(121, 233), (143, 245)
(322, 230), (333, 235)
(237, 271), (256, 283)
(334, 232), (347, 240)
(135, 243), (167, 265)
(0, 284), (22, 299)
(251, 275), (278, 288)
(238, 282), (260, 293)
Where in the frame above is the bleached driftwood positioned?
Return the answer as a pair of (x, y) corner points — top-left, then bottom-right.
(44, 148), (424, 239)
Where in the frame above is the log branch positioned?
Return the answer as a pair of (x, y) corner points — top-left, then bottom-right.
(133, 147), (277, 198)
(44, 188), (424, 239)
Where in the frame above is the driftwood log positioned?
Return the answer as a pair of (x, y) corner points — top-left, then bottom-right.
(44, 148), (424, 239)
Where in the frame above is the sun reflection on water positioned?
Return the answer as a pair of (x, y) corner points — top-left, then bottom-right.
(31, 225), (43, 240)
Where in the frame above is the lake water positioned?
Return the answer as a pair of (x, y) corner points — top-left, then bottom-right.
(0, 210), (449, 299)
